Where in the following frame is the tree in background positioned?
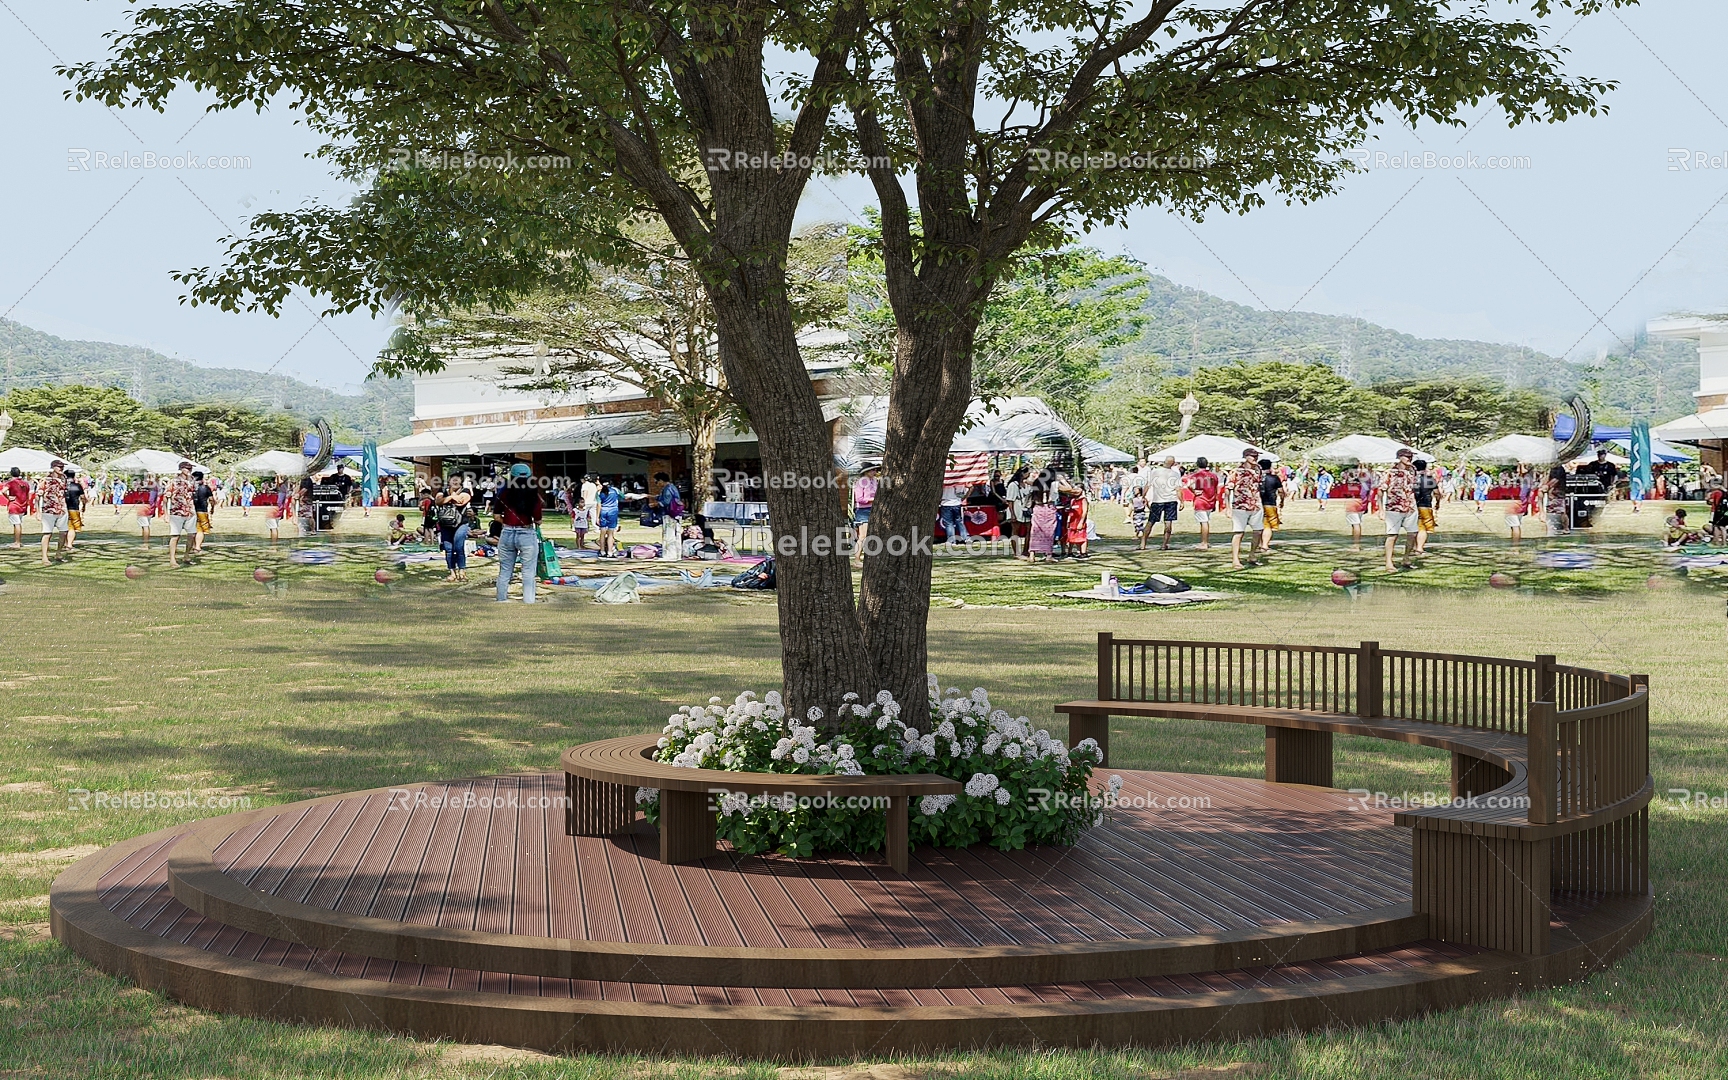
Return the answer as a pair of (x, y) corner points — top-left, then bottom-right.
(396, 220), (845, 497)
(851, 221), (1148, 418)
(0, 385), (162, 461)
(157, 402), (302, 465)
(1131, 362), (1358, 451)
(1357, 378), (1552, 451)
(75, 0), (1629, 724)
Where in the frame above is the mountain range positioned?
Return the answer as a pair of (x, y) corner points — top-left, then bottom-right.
(0, 319), (415, 440)
(1118, 275), (1698, 423)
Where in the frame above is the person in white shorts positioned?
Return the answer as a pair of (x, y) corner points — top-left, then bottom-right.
(165, 460), (198, 568)
(1225, 447), (1264, 570)
(37, 460), (70, 566)
(1381, 448), (1418, 572)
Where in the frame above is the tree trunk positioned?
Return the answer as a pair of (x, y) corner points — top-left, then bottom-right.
(855, 286), (983, 728)
(688, 411), (719, 507)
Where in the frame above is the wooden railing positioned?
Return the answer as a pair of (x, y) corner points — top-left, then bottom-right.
(1088, 634), (1652, 956)
(1528, 676), (1650, 824)
(1100, 635), (1360, 715)
(1378, 649), (1536, 733)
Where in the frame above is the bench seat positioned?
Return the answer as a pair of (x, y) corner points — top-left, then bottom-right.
(561, 735), (962, 873)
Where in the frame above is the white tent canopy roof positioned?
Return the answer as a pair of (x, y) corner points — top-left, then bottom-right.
(1306, 434), (1436, 464)
(1465, 433), (1559, 464)
(841, 395), (1112, 461)
(105, 448), (210, 475)
(231, 450), (308, 475)
(1651, 407), (1728, 443)
(1147, 433), (1278, 464)
(0, 446), (88, 474)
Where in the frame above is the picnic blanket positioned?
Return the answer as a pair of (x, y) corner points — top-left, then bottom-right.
(1053, 587), (1230, 605)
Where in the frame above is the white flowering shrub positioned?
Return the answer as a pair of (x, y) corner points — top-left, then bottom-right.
(643, 678), (1100, 858)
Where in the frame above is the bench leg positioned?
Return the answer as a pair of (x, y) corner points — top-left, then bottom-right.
(1413, 828), (1551, 955)
(1264, 727), (1333, 787)
(885, 795), (909, 875)
(567, 774), (634, 837)
(657, 789), (717, 864)
(1068, 712), (1110, 768)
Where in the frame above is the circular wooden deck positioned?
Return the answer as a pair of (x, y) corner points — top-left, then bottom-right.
(53, 769), (1651, 1057)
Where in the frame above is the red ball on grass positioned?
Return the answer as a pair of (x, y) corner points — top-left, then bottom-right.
(1331, 569), (1358, 587)
(374, 569), (395, 585)
(124, 565), (144, 580)
(1489, 572), (1517, 589)
(253, 567), (276, 583)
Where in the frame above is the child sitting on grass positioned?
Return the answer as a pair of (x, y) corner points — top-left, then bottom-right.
(387, 514), (410, 547)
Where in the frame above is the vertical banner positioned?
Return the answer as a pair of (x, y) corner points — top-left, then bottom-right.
(361, 440), (380, 507)
(1630, 421), (1652, 496)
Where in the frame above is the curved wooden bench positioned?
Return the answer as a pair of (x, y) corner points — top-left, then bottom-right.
(561, 735), (961, 873)
(1056, 635), (1652, 956)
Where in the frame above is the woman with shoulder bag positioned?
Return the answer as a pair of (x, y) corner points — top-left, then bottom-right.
(437, 482), (472, 582)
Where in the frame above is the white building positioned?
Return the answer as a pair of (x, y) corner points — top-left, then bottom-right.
(379, 337), (851, 489)
(1647, 316), (1728, 474)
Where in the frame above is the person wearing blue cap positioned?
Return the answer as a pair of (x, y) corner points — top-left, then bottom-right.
(493, 462), (544, 602)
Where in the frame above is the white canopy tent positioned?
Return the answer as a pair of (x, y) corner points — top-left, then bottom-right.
(105, 448), (210, 475)
(1464, 434), (1559, 464)
(231, 450), (308, 476)
(0, 446), (87, 474)
(1147, 433), (1278, 465)
(842, 395), (1124, 463)
(1651, 407), (1728, 443)
(1306, 434), (1437, 464)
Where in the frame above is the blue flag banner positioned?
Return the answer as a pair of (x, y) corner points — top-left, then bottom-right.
(361, 440), (380, 506)
(1630, 421), (1653, 498)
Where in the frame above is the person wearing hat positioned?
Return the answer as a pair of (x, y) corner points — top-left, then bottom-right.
(166, 460), (198, 567)
(37, 460), (70, 565)
(493, 462), (544, 603)
(1382, 447), (1418, 572)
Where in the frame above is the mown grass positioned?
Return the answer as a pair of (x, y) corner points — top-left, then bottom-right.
(0, 528), (1724, 1079)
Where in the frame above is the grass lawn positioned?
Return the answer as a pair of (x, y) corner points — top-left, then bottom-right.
(0, 520), (1724, 1079)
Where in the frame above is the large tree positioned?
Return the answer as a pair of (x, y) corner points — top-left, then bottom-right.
(0, 384), (162, 462)
(1356, 377), (1554, 451)
(1131, 360), (1359, 451)
(70, 0), (1628, 724)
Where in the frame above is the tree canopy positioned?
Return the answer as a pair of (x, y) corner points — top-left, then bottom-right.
(0, 384), (299, 464)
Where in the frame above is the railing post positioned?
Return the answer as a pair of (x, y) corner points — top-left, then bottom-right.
(1535, 654), (1556, 703)
(1527, 701), (1556, 825)
(1358, 641), (1380, 718)
(1097, 631), (1114, 701)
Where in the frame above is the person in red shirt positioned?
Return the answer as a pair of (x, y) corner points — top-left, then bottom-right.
(1184, 456), (1221, 551)
(5, 468), (31, 549)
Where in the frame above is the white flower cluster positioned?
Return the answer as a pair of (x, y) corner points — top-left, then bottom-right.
(657, 689), (865, 776)
(914, 675), (1074, 768)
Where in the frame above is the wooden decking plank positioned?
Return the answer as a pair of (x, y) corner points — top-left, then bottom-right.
(298, 793), (394, 909)
(474, 780), (522, 936)
(390, 785), (467, 925)
(330, 787), (419, 917)
(607, 826), (675, 944)
(241, 799), (343, 895)
(910, 847), (1052, 946)
(513, 775), (552, 939)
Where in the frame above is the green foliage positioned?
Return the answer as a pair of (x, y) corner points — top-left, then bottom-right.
(1576, 332), (1701, 423)
(1355, 378), (1553, 451)
(0, 384), (160, 461)
(1129, 361), (1358, 450)
(64, 0), (1630, 375)
(157, 402), (302, 465)
(0, 384), (300, 465)
(851, 216), (1150, 415)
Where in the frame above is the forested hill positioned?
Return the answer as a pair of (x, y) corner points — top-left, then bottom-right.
(1123, 274), (1698, 420)
(0, 319), (413, 440)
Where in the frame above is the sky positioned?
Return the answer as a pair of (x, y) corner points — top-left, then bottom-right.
(4, 2), (1728, 399)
